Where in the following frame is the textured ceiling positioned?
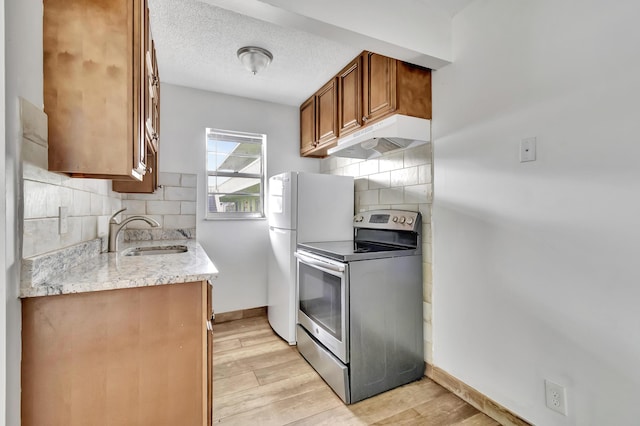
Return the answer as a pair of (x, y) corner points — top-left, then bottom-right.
(148, 0), (475, 107)
(149, 0), (360, 106)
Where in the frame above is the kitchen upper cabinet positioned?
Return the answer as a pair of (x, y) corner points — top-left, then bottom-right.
(300, 51), (431, 158)
(44, 0), (151, 181)
(363, 52), (397, 124)
(363, 52), (432, 125)
(22, 281), (213, 426)
(113, 4), (160, 194)
(300, 96), (316, 155)
(299, 78), (339, 157)
(337, 56), (363, 136)
(316, 78), (339, 146)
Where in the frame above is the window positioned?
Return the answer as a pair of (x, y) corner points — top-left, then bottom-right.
(206, 128), (266, 219)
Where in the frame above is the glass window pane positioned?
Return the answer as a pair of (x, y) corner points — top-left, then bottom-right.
(208, 177), (260, 195)
(206, 128), (265, 218)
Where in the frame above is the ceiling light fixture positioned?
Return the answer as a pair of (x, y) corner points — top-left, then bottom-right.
(237, 46), (273, 75)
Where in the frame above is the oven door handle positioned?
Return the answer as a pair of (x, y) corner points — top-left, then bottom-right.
(294, 251), (346, 273)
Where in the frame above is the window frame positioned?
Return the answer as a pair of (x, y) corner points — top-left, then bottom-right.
(205, 128), (266, 220)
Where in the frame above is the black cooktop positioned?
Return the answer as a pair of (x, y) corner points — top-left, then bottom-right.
(297, 240), (419, 262)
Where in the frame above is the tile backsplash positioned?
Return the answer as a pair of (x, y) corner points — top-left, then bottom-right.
(121, 172), (197, 241)
(21, 98), (122, 258)
(320, 144), (434, 363)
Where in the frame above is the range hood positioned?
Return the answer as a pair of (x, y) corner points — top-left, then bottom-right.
(328, 114), (431, 160)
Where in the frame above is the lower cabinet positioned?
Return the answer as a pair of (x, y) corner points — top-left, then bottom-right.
(21, 281), (213, 426)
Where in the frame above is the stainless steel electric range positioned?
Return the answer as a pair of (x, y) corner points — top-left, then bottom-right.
(294, 209), (424, 404)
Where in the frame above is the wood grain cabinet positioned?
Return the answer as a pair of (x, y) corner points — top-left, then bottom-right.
(299, 79), (339, 157)
(21, 281), (213, 426)
(113, 5), (161, 194)
(300, 51), (432, 158)
(337, 55), (363, 136)
(362, 52), (432, 126)
(44, 0), (158, 183)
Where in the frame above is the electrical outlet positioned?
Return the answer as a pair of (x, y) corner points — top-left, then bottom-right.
(545, 379), (567, 416)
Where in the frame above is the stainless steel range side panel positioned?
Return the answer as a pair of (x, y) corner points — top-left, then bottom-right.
(348, 255), (424, 403)
(297, 325), (350, 403)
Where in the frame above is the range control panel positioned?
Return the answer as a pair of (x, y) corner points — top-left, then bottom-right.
(354, 209), (421, 231)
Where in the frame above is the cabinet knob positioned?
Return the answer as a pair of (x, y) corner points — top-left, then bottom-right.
(362, 116), (368, 122)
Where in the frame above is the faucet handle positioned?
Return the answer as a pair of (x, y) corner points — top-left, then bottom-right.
(109, 208), (127, 224)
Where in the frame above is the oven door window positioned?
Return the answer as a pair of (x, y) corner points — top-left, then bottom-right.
(298, 262), (343, 340)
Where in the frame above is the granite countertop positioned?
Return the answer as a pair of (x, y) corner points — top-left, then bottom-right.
(20, 239), (219, 298)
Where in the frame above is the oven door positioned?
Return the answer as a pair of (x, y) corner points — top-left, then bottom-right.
(295, 250), (349, 364)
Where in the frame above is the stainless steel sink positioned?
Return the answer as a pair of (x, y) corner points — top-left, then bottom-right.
(123, 245), (188, 256)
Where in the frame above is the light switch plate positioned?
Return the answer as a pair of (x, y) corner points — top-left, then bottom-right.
(520, 137), (537, 162)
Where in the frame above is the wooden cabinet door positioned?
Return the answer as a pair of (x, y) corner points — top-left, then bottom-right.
(22, 282), (208, 426)
(363, 52), (397, 124)
(337, 56), (362, 137)
(316, 78), (338, 145)
(299, 96), (316, 154)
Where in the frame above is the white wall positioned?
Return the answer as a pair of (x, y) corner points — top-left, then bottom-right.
(0, 0), (6, 420)
(5, 0), (43, 423)
(159, 83), (319, 313)
(432, 1), (640, 424)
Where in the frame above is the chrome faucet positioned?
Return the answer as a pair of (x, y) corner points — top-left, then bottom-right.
(108, 208), (160, 252)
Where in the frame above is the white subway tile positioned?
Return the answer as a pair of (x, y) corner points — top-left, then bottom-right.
(404, 144), (431, 168)
(122, 215), (163, 229)
(122, 200), (146, 215)
(390, 167), (419, 187)
(404, 184), (431, 204)
(359, 159), (379, 176)
(124, 187), (165, 201)
(181, 201), (197, 215)
(336, 157), (354, 169)
(60, 217), (83, 248)
(147, 200), (181, 215)
(164, 186), (196, 201)
(97, 215), (110, 238)
(418, 164), (432, 184)
(81, 216), (98, 241)
(159, 172), (181, 187)
(180, 174), (198, 188)
(164, 215), (196, 229)
(379, 187), (404, 204)
(379, 151), (404, 172)
(418, 204), (432, 223)
(69, 190), (89, 217)
(343, 163), (360, 178)
(20, 97), (48, 146)
(354, 177), (369, 192)
(391, 204), (418, 212)
(356, 189), (379, 206)
(423, 301), (432, 324)
(23, 180), (50, 219)
(23, 218), (59, 258)
(368, 172), (390, 189)
(90, 193), (103, 216)
(22, 138), (48, 169)
(23, 163), (63, 185)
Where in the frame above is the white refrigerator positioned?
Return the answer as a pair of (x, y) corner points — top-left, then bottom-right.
(267, 172), (354, 344)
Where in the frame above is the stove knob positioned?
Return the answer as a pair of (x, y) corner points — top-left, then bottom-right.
(392, 216), (399, 223)
(399, 216), (406, 224)
(354, 215), (364, 222)
(406, 217), (414, 225)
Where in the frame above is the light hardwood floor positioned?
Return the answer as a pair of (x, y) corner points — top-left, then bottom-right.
(213, 316), (500, 425)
